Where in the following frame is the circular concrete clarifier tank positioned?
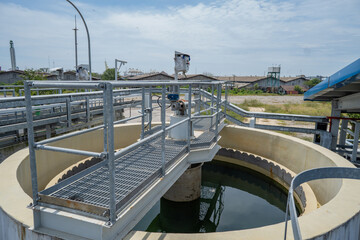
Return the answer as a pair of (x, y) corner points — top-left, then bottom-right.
(0, 124), (359, 240)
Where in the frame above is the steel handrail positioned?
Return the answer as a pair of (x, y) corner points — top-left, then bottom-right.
(284, 167), (360, 240)
(200, 89), (328, 123)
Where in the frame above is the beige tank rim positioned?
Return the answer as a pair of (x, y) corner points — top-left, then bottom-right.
(0, 124), (359, 240)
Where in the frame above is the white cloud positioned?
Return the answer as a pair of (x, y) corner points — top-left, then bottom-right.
(0, 0), (359, 76)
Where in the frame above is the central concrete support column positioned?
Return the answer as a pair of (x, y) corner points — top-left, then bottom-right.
(163, 163), (203, 202)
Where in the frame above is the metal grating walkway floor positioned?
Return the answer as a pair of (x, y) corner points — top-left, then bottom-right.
(39, 120), (219, 218)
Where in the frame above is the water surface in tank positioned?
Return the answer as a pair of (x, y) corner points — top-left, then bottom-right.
(133, 160), (293, 233)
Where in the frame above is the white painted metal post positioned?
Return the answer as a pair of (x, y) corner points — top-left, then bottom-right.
(330, 100), (341, 151)
(351, 122), (359, 162)
(339, 119), (348, 155)
(250, 117), (256, 128)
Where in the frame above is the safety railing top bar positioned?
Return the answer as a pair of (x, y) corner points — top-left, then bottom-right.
(0, 87), (143, 108)
(29, 79), (226, 88)
(24, 80), (225, 225)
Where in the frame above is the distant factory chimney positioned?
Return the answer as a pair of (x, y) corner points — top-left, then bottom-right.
(9, 40), (17, 71)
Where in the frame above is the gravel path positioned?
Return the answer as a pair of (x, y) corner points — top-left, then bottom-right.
(227, 95), (304, 105)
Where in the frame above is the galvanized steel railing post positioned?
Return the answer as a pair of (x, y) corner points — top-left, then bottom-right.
(198, 85), (202, 115)
(85, 96), (90, 123)
(187, 85), (192, 151)
(148, 86), (152, 131)
(161, 86), (166, 176)
(104, 83), (116, 223)
(103, 90), (108, 153)
(225, 83), (228, 116)
(141, 87), (145, 139)
(215, 84), (220, 137)
(24, 82), (41, 228)
(211, 85), (214, 115)
(66, 98), (71, 128)
(211, 85), (214, 127)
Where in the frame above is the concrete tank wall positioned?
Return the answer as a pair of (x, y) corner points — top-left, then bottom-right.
(218, 126), (343, 205)
(0, 124), (359, 240)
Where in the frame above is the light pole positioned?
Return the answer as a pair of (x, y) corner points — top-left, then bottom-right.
(115, 59), (127, 80)
(73, 15), (78, 80)
(66, 0), (92, 81)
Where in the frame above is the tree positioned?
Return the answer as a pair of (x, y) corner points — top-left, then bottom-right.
(102, 68), (120, 80)
(21, 69), (47, 81)
(305, 78), (321, 88)
(92, 72), (102, 79)
(254, 83), (259, 90)
(294, 85), (303, 94)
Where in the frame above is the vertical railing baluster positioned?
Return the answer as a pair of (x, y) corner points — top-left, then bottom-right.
(149, 86), (152, 131)
(187, 85), (192, 151)
(215, 84), (220, 137)
(66, 98), (71, 128)
(24, 81), (40, 229)
(86, 96), (90, 124)
(103, 90), (108, 154)
(198, 85), (202, 115)
(141, 87), (145, 139)
(211, 85), (214, 128)
(225, 83), (228, 117)
(105, 83), (116, 223)
(161, 85), (166, 176)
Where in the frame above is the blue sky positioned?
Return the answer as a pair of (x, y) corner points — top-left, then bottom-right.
(0, 0), (359, 76)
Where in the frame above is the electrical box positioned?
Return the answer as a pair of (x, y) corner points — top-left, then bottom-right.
(174, 51), (190, 74)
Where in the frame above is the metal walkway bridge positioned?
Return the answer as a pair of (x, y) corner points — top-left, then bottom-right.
(25, 80), (224, 239)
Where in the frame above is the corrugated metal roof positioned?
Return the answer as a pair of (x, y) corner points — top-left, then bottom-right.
(304, 58), (360, 101)
(126, 72), (173, 80)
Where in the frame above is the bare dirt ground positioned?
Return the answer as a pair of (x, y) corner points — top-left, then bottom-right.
(228, 95), (304, 105)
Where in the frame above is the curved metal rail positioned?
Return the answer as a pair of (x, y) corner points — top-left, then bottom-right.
(284, 167), (360, 240)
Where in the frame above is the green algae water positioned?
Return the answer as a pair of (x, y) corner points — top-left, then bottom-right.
(133, 160), (290, 233)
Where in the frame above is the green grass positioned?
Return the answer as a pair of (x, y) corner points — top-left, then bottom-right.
(234, 100), (331, 116)
(237, 99), (265, 110)
(226, 88), (278, 96)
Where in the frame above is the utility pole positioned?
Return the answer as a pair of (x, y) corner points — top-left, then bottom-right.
(73, 15), (79, 80)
